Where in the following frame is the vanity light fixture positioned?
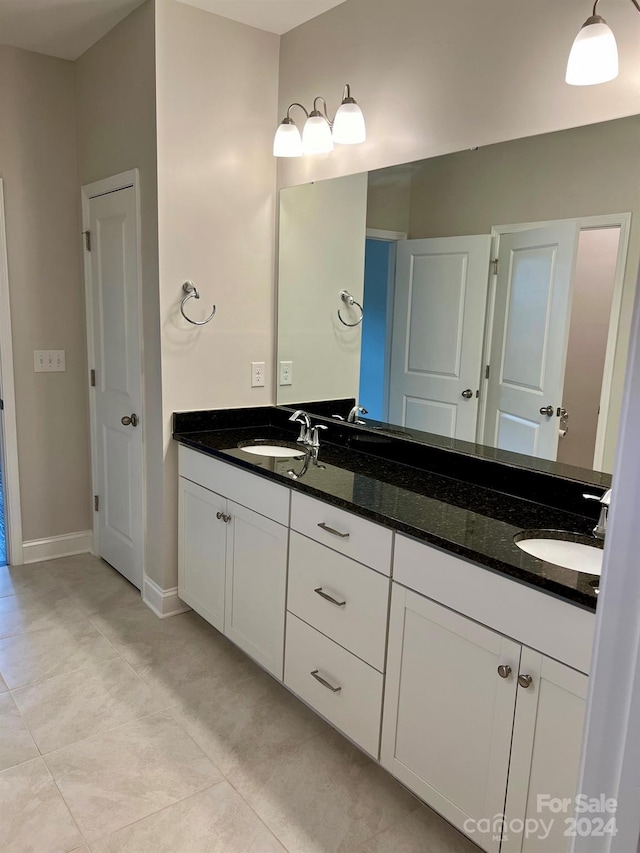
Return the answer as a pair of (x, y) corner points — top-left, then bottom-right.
(273, 84), (366, 157)
(566, 0), (640, 85)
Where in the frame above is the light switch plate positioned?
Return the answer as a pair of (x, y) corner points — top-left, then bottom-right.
(34, 350), (66, 372)
(279, 361), (293, 386)
(251, 361), (266, 388)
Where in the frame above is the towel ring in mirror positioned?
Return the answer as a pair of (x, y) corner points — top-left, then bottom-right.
(337, 289), (364, 327)
(180, 281), (216, 326)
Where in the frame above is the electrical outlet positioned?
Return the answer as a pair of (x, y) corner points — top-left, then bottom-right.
(34, 350), (66, 372)
(251, 361), (266, 388)
(279, 361), (293, 386)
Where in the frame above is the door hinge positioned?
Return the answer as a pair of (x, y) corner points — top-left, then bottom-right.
(485, 365), (491, 379)
(491, 258), (498, 275)
(0, 398), (4, 410)
(94, 495), (99, 512)
(83, 230), (91, 252)
(90, 369), (96, 387)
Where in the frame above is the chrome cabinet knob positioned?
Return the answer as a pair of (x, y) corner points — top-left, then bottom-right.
(461, 389), (473, 399)
(518, 673), (533, 689)
(497, 664), (512, 679)
(539, 406), (554, 417)
(121, 414), (139, 427)
(216, 511), (231, 523)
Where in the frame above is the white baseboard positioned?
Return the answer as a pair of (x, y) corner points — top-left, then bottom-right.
(22, 530), (93, 564)
(142, 575), (191, 619)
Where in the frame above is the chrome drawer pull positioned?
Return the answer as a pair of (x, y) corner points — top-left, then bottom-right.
(317, 522), (350, 539)
(314, 587), (346, 607)
(310, 669), (342, 693)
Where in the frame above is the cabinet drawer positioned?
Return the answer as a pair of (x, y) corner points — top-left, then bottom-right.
(179, 445), (289, 525)
(290, 492), (392, 575)
(285, 613), (383, 758)
(288, 532), (390, 670)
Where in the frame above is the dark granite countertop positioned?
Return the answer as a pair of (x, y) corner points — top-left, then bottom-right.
(173, 408), (604, 611)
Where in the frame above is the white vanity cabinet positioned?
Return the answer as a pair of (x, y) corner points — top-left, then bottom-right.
(501, 650), (588, 853)
(382, 534), (594, 853)
(178, 446), (290, 679)
(284, 492), (393, 758)
(381, 585), (520, 853)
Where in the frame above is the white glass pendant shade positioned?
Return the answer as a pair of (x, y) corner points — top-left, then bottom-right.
(566, 16), (618, 85)
(302, 114), (334, 154)
(273, 119), (303, 157)
(333, 102), (367, 144)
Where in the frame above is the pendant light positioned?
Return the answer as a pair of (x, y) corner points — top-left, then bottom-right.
(302, 98), (334, 154)
(332, 85), (367, 144)
(273, 104), (308, 157)
(566, 0), (640, 86)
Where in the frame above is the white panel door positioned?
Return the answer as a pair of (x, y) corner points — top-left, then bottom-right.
(502, 650), (588, 853)
(381, 585), (521, 853)
(89, 187), (143, 588)
(483, 224), (578, 460)
(177, 478), (226, 632)
(224, 501), (288, 680)
(388, 236), (492, 441)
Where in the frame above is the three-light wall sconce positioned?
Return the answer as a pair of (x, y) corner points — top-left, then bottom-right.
(567, 0), (640, 85)
(273, 84), (366, 157)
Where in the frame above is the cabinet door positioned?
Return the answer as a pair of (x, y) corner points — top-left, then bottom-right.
(225, 501), (288, 680)
(381, 585), (521, 853)
(502, 650), (588, 853)
(178, 477), (227, 632)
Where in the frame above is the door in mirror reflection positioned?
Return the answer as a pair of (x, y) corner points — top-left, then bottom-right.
(483, 222), (579, 460)
(387, 235), (491, 442)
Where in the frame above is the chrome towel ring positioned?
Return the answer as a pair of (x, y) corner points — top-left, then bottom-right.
(337, 289), (364, 327)
(180, 281), (216, 326)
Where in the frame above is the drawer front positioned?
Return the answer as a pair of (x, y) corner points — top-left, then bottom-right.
(285, 613), (384, 758)
(290, 492), (392, 575)
(179, 445), (290, 525)
(288, 532), (390, 670)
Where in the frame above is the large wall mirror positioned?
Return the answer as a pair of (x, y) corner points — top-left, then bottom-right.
(277, 115), (640, 476)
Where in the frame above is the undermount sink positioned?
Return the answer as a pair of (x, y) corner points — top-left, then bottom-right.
(237, 440), (306, 459)
(514, 530), (604, 575)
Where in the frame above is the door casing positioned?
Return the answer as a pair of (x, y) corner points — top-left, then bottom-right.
(0, 180), (23, 565)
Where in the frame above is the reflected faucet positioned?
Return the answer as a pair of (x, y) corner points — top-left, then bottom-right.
(583, 489), (612, 539)
(348, 405), (368, 424)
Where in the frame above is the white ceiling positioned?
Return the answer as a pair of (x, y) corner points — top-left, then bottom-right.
(177, 0), (348, 35)
(0, 0), (349, 62)
(0, 0), (147, 61)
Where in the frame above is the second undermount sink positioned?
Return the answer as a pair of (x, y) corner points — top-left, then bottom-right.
(237, 440), (306, 459)
(514, 530), (604, 576)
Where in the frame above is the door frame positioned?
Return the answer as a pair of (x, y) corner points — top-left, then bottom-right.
(365, 228), (407, 421)
(81, 169), (146, 575)
(0, 180), (23, 565)
(480, 213), (631, 466)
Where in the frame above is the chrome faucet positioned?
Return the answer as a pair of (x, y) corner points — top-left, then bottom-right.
(289, 410), (311, 444)
(288, 411), (328, 449)
(583, 489), (612, 539)
(347, 405), (368, 424)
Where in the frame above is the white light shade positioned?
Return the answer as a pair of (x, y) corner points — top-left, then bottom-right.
(302, 115), (334, 154)
(273, 120), (303, 157)
(333, 102), (367, 144)
(566, 17), (618, 85)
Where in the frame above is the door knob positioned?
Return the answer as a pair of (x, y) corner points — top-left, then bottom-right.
(518, 673), (533, 689)
(121, 414), (139, 427)
(461, 389), (473, 399)
(539, 406), (554, 417)
(497, 665), (512, 679)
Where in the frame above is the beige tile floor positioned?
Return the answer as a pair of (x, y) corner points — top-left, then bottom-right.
(0, 554), (480, 852)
